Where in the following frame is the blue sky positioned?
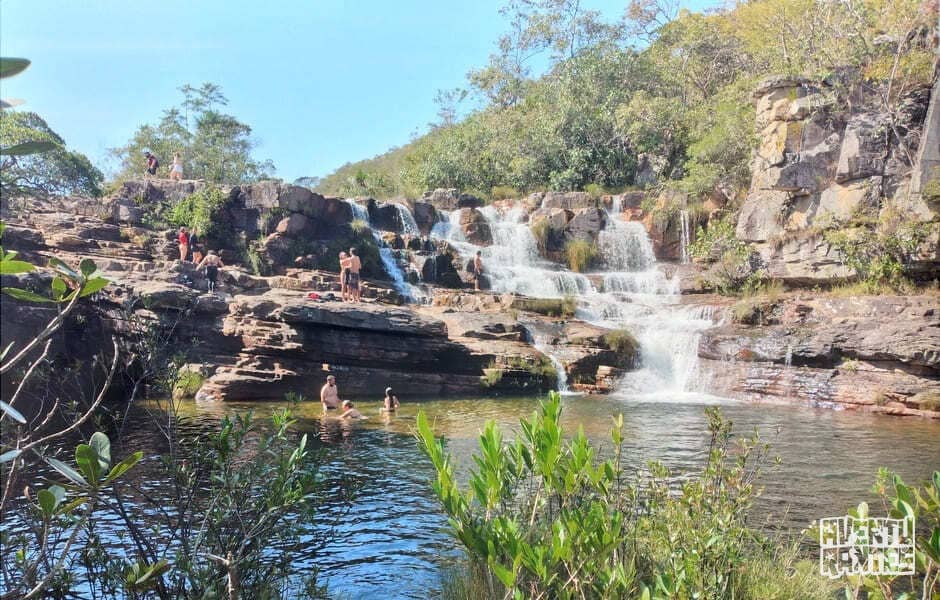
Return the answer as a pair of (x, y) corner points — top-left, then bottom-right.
(1, 0), (719, 182)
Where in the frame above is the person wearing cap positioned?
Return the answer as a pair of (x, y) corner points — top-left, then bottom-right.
(381, 387), (400, 412)
(339, 400), (363, 419)
(320, 375), (341, 410)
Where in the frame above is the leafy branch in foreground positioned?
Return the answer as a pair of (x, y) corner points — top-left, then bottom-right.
(417, 392), (833, 599)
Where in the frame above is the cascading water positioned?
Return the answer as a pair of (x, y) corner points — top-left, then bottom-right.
(394, 203), (421, 237)
(431, 198), (720, 398)
(344, 200), (425, 302)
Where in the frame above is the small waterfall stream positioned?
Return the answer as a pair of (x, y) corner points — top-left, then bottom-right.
(431, 200), (719, 397)
(344, 200), (425, 301)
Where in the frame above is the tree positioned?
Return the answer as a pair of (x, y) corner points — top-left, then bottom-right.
(0, 111), (104, 198)
(110, 83), (275, 185)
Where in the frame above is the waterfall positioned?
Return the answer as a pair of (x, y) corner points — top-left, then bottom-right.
(429, 199), (719, 398)
(679, 209), (691, 265)
(344, 199), (425, 302)
(394, 203), (421, 237)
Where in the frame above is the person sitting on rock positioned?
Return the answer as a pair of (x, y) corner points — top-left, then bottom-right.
(144, 151), (159, 177)
(320, 375), (341, 410)
(347, 247), (362, 302)
(339, 400), (364, 419)
(178, 227), (189, 262)
(381, 387), (400, 412)
(195, 250), (224, 292)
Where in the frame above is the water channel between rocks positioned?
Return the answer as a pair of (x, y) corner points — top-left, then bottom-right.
(126, 395), (939, 600)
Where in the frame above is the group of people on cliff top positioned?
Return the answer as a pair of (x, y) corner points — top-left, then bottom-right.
(320, 374), (400, 420)
(176, 226), (223, 292)
(144, 151), (184, 181)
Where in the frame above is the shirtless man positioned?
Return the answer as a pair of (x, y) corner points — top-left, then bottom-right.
(339, 251), (349, 301)
(347, 247), (362, 302)
(473, 250), (484, 291)
(320, 375), (341, 410)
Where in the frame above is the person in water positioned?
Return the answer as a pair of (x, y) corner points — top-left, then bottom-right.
(347, 247), (362, 302)
(339, 251), (349, 302)
(320, 375), (341, 410)
(381, 387), (400, 412)
(339, 400), (363, 419)
(196, 250), (224, 292)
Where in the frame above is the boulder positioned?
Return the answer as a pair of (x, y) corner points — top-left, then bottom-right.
(110, 197), (145, 225)
(530, 207), (572, 231)
(564, 208), (606, 242)
(816, 179), (880, 225)
(116, 179), (209, 204)
(533, 191), (597, 211)
(421, 188), (483, 211)
(635, 154), (668, 187)
(456, 208), (492, 245)
(275, 213), (309, 235)
(412, 201), (438, 235)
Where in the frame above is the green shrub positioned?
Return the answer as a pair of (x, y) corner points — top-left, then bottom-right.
(511, 296), (576, 318)
(481, 364), (504, 388)
(350, 218), (371, 234)
(530, 218), (551, 254)
(490, 185), (521, 200)
(172, 370), (204, 400)
(602, 328), (638, 355)
(824, 208), (933, 292)
(417, 394), (834, 600)
(564, 239), (597, 272)
(166, 186), (230, 238)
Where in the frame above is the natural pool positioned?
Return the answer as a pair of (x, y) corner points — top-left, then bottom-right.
(123, 393), (939, 600)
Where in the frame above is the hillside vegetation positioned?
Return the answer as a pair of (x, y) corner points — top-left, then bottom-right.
(315, 0), (936, 201)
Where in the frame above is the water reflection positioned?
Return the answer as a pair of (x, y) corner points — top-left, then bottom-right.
(165, 394), (939, 599)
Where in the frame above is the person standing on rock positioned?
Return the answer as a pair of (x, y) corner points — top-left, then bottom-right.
(473, 250), (484, 291)
(320, 375), (341, 410)
(144, 152), (159, 177)
(347, 247), (362, 302)
(196, 250), (223, 292)
(178, 227), (189, 262)
(190, 227), (204, 264)
(339, 251), (350, 301)
(170, 153), (183, 181)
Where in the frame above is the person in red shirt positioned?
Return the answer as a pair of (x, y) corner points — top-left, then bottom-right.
(178, 227), (189, 262)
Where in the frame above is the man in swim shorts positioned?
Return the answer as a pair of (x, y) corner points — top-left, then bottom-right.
(347, 247), (362, 302)
(320, 375), (341, 410)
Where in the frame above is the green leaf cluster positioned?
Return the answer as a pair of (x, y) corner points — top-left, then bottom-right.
(417, 394), (831, 599)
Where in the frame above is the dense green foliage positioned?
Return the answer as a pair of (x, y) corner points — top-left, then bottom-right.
(824, 208), (934, 292)
(110, 83), (274, 184)
(316, 0), (934, 201)
(164, 186), (231, 238)
(417, 393), (836, 599)
(0, 111), (104, 198)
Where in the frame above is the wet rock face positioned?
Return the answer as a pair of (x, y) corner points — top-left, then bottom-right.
(699, 294), (940, 417)
(456, 207), (493, 245)
(564, 208), (607, 243)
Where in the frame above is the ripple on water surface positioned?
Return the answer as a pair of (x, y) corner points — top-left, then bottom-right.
(21, 395), (936, 600)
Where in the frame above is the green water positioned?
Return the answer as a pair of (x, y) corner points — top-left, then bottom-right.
(135, 393), (938, 599)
